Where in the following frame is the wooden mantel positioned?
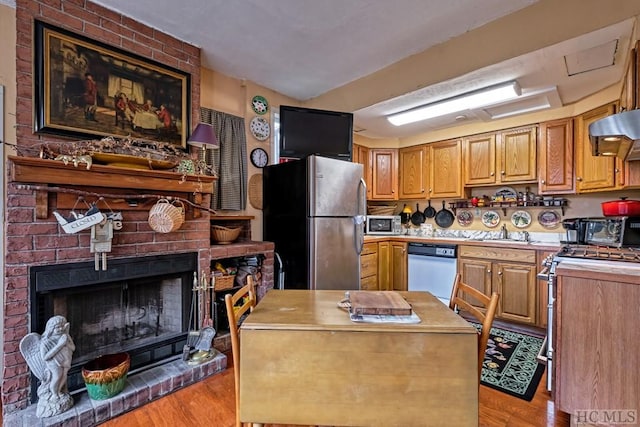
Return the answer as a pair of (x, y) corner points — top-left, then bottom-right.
(8, 156), (217, 218)
(9, 156), (216, 193)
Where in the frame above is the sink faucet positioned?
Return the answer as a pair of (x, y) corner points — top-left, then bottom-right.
(501, 223), (508, 240)
(522, 231), (530, 242)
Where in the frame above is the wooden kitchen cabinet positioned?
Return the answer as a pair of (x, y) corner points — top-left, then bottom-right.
(457, 246), (537, 325)
(399, 145), (429, 199)
(390, 241), (407, 291)
(538, 118), (574, 194)
(378, 241), (391, 291)
(554, 263), (640, 425)
(370, 148), (398, 200)
(360, 242), (379, 290)
(352, 144), (372, 199)
(429, 139), (465, 199)
(463, 126), (537, 186)
(574, 103), (625, 192)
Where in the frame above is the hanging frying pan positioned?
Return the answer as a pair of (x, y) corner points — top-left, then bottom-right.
(435, 201), (454, 228)
(424, 200), (436, 218)
(410, 203), (425, 225)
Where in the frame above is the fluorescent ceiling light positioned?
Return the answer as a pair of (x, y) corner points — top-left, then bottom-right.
(387, 81), (521, 126)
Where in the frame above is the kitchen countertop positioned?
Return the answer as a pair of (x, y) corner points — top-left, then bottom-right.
(364, 234), (562, 251)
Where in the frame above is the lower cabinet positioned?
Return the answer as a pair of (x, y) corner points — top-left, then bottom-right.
(360, 240), (407, 291)
(457, 246), (537, 325)
(360, 242), (379, 290)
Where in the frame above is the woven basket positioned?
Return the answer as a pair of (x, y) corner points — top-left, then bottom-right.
(211, 225), (241, 244)
(148, 199), (185, 233)
(213, 275), (235, 290)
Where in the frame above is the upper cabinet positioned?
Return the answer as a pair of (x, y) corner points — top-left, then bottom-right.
(463, 125), (537, 186)
(353, 144), (372, 199)
(538, 118), (574, 194)
(429, 139), (465, 199)
(399, 145), (429, 199)
(574, 103), (625, 192)
(370, 148), (398, 200)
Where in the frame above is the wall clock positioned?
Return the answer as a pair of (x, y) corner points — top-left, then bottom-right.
(250, 148), (269, 168)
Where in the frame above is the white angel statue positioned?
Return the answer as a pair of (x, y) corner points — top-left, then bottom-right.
(19, 315), (76, 417)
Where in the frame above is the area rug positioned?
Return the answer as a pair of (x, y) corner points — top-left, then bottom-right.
(472, 323), (546, 401)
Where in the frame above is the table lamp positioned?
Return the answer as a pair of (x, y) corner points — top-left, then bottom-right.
(187, 123), (218, 161)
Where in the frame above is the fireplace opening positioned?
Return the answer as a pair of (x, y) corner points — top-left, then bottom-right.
(29, 252), (197, 400)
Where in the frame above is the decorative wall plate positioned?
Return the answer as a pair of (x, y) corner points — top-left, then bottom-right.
(538, 210), (561, 229)
(250, 116), (270, 141)
(457, 210), (473, 227)
(481, 210), (501, 228)
(511, 210), (532, 228)
(251, 95), (269, 115)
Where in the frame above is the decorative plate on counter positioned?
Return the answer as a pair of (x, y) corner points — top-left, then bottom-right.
(538, 210), (561, 229)
(481, 210), (501, 228)
(250, 116), (270, 141)
(457, 210), (474, 227)
(511, 210), (532, 228)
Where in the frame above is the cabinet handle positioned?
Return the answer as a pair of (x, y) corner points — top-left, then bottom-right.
(421, 189), (425, 193)
(541, 179), (546, 184)
(501, 170), (505, 175)
(490, 172), (494, 176)
(615, 168), (620, 173)
(498, 271), (503, 275)
(429, 188), (432, 193)
(487, 269), (491, 274)
(576, 177), (583, 181)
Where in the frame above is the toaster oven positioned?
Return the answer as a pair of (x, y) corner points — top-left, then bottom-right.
(583, 216), (640, 247)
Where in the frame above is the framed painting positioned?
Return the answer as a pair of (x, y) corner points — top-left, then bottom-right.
(34, 20), (191, 148)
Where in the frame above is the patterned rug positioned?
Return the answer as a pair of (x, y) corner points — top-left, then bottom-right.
(472, 323), (546, 401)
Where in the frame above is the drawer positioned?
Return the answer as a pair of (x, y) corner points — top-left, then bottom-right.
(458, 245), (535, 263)
(362, 242), (378, 256)
(360, 274), (378, 291)
(360, 252), (378, 278)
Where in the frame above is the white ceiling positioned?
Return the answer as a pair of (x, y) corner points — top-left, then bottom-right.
(87, 0), (636, 139)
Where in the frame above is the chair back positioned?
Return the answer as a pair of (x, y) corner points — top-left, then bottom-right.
(448, 273), (500, 381)
(224, 276), (257, 427)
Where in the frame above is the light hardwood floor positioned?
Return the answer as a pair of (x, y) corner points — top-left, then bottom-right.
(101, 351), (571, 427)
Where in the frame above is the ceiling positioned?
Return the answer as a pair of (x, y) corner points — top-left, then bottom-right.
(86, 0), (637, 139)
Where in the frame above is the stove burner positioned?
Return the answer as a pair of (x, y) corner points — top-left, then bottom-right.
(558, 244), (640, 262)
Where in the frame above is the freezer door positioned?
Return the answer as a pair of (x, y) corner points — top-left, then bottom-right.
(308, 156), (364, 217)
(309, 217), (361, 290)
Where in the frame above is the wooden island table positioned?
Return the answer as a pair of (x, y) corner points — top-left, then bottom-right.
(239, 290), (479, 427)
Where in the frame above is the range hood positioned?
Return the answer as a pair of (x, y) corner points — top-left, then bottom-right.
(589, 109), (640, 161)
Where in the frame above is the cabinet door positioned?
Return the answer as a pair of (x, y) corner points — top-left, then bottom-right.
(429, 139), (464, 199)
(538, 119), (574, 194)
(575, 104), (618, 192)
(463, 133), (496, 185)
(370, 149), (398, 200)
(499, 126), (537, 183)
(457, 257), (492, 309)
(377, 241), (391, 291)
(399, 145), (429, 199)
(494, 262), (536, 324)
(390, 242), (407, 292)
(353, 144), (372, 199)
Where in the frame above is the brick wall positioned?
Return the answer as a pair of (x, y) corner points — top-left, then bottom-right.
(1, 0), (206, 414)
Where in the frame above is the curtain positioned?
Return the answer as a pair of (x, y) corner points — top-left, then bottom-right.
(200, 107), (247, 210)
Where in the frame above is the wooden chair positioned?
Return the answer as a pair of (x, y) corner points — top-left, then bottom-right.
(224, 276), (257, 427)
(448, 273), (500, 382)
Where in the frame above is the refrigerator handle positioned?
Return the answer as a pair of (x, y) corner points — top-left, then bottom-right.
(274, 252), (285, 290)
(358, 178), (367, 217)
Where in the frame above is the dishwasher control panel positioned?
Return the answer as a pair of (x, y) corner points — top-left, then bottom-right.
(407, 242), (457, 258)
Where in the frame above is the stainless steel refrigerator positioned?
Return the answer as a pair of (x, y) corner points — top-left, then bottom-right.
(263, 155), (366, 290)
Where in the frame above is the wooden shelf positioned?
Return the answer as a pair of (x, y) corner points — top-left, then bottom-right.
(9, 156), (216, 194)
(211, 215), (255, 221)
(9, 156), (217, 219)
(449, 199), (568, 216)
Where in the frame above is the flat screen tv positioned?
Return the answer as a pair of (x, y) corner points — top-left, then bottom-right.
(279, 105), (353, 161)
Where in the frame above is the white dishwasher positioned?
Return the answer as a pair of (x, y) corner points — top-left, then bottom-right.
(407, 242), (457, 306)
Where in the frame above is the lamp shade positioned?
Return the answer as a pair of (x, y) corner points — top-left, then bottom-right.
(187, 123), (218, 148)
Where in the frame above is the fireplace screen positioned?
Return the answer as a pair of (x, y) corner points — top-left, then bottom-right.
(30, 252), (196, 397)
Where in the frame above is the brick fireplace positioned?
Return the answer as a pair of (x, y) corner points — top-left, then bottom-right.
(2, 0), (241, 419)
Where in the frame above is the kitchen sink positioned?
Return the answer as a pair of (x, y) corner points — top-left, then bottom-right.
(466, 238), (531, 245)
